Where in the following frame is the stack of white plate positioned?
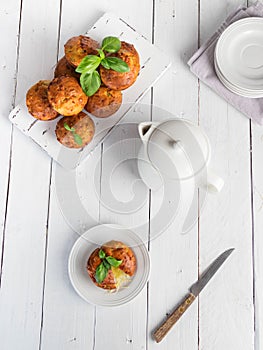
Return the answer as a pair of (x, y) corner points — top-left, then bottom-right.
(215, 17), (263, 98)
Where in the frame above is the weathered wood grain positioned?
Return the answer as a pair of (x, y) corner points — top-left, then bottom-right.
(198, 1), (254, 349)
(0, 1), (261, 349)
(147, 0), (200, 349)
(90, 1), (153, 348)
(0, 0), (21, 285)
(251, 122), (263, 350)
(0, 0), (60, 348)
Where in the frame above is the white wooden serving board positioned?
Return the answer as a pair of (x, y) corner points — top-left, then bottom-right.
(8, 12), (171, 169)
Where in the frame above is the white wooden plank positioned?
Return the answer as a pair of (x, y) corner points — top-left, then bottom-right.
(89, 2), (154, 348)
(0, 0), (60, 348)
(0, 0), (21, 281)
(248, 2), (262, 348)
(251, 122), (263, 350)
(93, 108), (151, 350)
(198, 88), (254, 350)
(39, 154), (101, 350)
(199, 1), (254, 349)
(147, 0), (199, 349)
(38, 3), (99, 349)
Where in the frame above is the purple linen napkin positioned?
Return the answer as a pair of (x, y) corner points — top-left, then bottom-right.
(188, 2), (263, 125)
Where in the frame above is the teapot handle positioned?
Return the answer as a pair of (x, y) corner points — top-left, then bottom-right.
(205, 168), (224, 193)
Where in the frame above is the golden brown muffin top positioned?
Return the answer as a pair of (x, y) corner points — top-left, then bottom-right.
(64, 35), (99, 68)
(100, 41), (140, 91)
(48, 76), (88, 116)
(54, 56), (80, 80)
(85, 86), (122, 118)
(26, 80), (59, 121)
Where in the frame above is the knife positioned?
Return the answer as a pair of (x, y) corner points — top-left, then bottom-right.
(153, 248), (234, 343)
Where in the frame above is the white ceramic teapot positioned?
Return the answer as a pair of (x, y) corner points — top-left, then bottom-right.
(137, 118), (224, 193)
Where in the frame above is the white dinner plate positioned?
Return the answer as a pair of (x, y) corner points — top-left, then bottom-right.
(68, 224), (150, 307)
(214, 57), (263, 98)
(216, 17), (263, 91)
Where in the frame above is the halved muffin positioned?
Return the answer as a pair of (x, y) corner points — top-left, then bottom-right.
(48, 76), (88, 116)
(99, 41), (140, 90)
(87, 240), (136, 290)
(26, 80), (59, 121)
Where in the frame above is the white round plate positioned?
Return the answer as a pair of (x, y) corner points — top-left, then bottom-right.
(214, 57), (263, 98)
(68, 224), (150, 307)
(216, 17), (263, 91)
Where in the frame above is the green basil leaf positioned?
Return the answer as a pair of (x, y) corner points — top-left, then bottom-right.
(104, 57), (130, 73)
(103, 259), (111, 270)
(80, 71), (101, 96)
(97, 48), (105, 59)
(101, 36), (121, 53)
(99, 249), (106, 259)
(73, 132), (83, 146)
(105, 256), (122, 267)
(101, 58), (111, 69)
(95, 262), (109, 283)
(64, 122), (73, 132)
(76, 55), (101, 74)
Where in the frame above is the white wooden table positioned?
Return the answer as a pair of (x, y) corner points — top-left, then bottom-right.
(0, 0), (263, 349)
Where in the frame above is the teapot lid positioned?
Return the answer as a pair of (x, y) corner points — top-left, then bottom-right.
(146, 119), (210, 180)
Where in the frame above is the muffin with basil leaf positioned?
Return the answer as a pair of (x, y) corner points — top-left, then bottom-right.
(64, 35), (100, 68)
(76, 36), (139, 97)
(99, 41), (140, 90)
(55, 112), (95, 149)
(87, 240), (136, 290)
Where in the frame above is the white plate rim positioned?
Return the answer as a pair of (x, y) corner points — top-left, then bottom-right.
(214, 56), (263, 98)
(68, 223), (151, 307)
(215, 17), (263, 91)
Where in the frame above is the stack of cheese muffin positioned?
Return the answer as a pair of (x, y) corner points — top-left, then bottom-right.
(26, 35), (140, 149)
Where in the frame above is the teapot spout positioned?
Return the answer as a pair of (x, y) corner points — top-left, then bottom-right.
(138, 122), (158, 144)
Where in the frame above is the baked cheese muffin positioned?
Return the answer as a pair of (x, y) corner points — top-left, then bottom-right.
(55, 112), (95, 149)
(54, 56), (80, 80)
(48, 76), (88, 116)
(100, 41), (140, 90)
(26, 80), (59, 121)
(64, 35), (99, 68)
(85, 86), (122, 118)
(87, 240), (136, 290)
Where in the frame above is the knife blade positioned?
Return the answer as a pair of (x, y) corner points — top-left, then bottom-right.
(153, 248), (234, 343)
(190, 248), (234, 296)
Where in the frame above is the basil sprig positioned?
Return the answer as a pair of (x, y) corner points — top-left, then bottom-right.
(64, 122), (83, 146)
(102, 57), (130, 73)
(95, 249), (122, 283)
(101, 36), (121, 53)
(76, 36), (130, 97)
(80, 71), (101, 97)
(75, 55), (101, 74)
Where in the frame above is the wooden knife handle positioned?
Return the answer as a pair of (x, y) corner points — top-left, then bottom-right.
(153, 292), (196, 343)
